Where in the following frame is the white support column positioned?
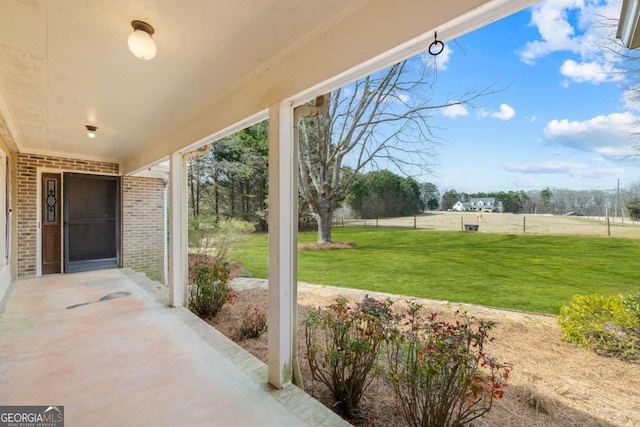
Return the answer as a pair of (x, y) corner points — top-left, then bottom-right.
(267, 101), (297, 389)
(168, 151), (188, 307)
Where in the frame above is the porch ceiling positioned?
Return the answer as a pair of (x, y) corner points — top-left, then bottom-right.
(0, 0), (538, 173)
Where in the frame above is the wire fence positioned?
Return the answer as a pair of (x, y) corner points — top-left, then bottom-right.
(331, 212), (640, 238)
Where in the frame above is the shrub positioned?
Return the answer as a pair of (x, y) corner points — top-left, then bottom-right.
(238, 306), (268, 339)
(304, 296), (394, 419)
(558, 293), (640, 362)
(626, 198), (640, 221)
(623, 293), (640, 321)
(385, 305), (510, 427)
(188, 258), (235, 319)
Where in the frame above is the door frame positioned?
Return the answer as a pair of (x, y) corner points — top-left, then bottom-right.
(36, 168), (120, 276)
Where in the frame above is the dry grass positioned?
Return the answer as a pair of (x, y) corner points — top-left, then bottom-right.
(210, 286), (640, 427)
(341, 212), (640, 239)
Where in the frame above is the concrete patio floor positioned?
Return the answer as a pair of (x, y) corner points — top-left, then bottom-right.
(0, 269), (348, 426)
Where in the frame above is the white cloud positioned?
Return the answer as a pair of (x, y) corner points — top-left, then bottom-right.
(503, 160), (624, 180)
(543, 111), (637, 158)
(510, 176), (542, 189)
(442, 104), (468, 118)
(490, 104), (516, 121)
(436, 45), (453, 71)
(476, 104), (516, 120)
(341, 87), (354, 97)
(560, 59), (621, 84)
(519, 0), (585, 64)
(397, 93), (410, 104)
(518, 0), (623, 84)
(422, 45), (453, 71)
(581, 167), (625, 178)
(504, 160), (588, 174)
(382, 92), (410, 105)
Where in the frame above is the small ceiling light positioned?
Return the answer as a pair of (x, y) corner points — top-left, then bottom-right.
(128, 20), (156, 60)
(86, 125), (98, 138)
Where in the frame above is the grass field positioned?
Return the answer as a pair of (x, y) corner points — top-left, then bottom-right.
(337, 211), (640, 238)
(232, 227), (640, 315)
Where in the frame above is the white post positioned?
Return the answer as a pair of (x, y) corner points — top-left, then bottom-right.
(163, 182), (169, 285)
(267, 101), (297, 389)
(168, 151), (188, 307)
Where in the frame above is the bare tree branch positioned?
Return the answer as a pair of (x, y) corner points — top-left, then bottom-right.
(297, 57), (502, 242)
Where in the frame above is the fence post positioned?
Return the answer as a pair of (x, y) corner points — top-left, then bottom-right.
(607, 216), (611, 236)
(414, 215), (417, 230)
(376, 217), (379, 228)
(523, 217), (526, 234)
(461, 217), (464, 231)
(342, 217), (344, 227)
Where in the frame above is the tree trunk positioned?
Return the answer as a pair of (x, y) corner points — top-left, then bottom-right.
(316, 200), (333, 243)
(259, 178), (268, 231)
(229, 179), (235, 215)
(214, 182), (220, 221)
(189, 168), (201, 218)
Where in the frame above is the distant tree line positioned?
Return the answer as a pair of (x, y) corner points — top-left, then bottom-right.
(187, 122), (269, 230)
(346, 170), (423, 219)
(440, 186), (640, 217)
(186, 125), (428, 229)
(186, 120), (640, 231)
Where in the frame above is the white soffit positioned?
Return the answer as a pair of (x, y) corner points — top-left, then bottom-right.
(124, 0), (540, 174)
(0, 0), (540, 174)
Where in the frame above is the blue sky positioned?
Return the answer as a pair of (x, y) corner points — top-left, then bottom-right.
(415, 0), (640, 194)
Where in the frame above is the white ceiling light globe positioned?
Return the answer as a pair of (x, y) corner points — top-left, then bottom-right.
(128, 28), (156, 60)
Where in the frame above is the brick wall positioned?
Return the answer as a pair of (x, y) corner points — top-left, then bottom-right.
(122, 176), (166, 283)
(17, 154), (167, 282)
(17, 154), (120, 278)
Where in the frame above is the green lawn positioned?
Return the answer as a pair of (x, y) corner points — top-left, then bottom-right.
(232, 228), (640, 315)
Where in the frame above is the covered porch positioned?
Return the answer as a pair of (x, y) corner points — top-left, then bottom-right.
(0, 269), (346, 426)
(0, 0), (541, 404)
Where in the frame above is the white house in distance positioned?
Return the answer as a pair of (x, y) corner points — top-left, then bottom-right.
(452, 201), (466, 212)
(470, 198), (503, 212)
(451, 198), (504, 212)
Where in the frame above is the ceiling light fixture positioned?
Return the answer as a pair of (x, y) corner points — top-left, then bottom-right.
(86, 125), (98, 138)
(128, 20), (157, 60)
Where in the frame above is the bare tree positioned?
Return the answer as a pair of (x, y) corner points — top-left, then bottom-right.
(591, 14), (640, 154)
(298, 59), (497, 242)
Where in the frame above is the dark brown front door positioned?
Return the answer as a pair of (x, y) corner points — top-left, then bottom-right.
(63, 173), (121, 273)
(42, 173), (61, 274)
